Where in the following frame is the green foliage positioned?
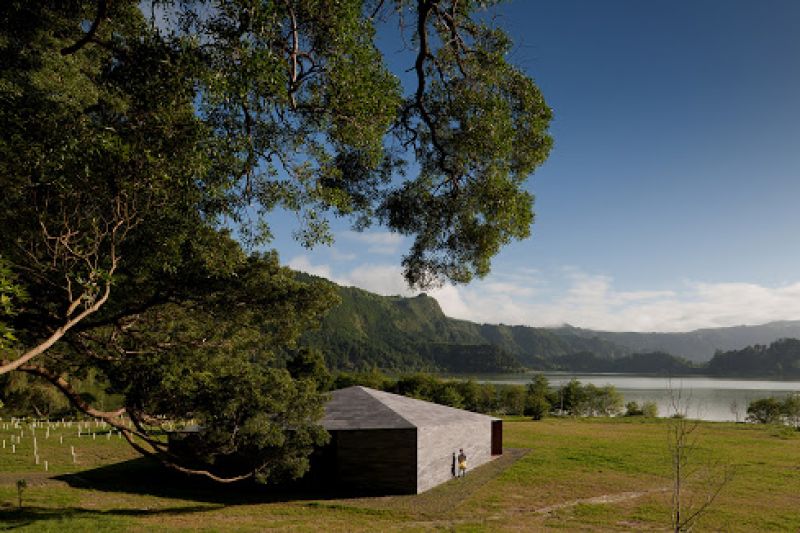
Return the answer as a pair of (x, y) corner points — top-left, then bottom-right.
(552, 380), (623, 417)
(781, 394), (800, 428)
(642, 401), (659, 418)
(302, 279), (638, 373)
(393, 373), (442, 400)
(707, 339), (800, 377)
(524, 374), (551, 420)
(625, 401), (642, 416)
(0, 257), (26, 351)
(553, 351), (697, 374)
(286, 348), (334, 393)
(0, 372), (71, 418)
(625, 400), (658, 418)
(334, 370), (628, 420)
(332, 368), (392, 391)
(95, 253), (336, 481)
(433, 384), (464, 409)
(746, 394), (800, 428)
(0, 0), (553, 483)
(499, 385), (527, 416)
(308, 282), (800, 376)
(746, 398), (783, 424)
(158, 0), (549, 286)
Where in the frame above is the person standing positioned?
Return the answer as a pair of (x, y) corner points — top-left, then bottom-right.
(457, 448), (467, 478)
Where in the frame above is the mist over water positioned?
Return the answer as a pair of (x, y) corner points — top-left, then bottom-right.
(473, 373), (800, 422)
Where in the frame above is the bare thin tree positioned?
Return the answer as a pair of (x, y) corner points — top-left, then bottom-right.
(729, 398), (741, 423)
(667, 381), (735, 532)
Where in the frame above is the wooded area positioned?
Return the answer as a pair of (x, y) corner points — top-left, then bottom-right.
(0, 0), (552, 483)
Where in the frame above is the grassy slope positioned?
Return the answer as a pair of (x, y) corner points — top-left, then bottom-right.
(0, 418), (798, 532)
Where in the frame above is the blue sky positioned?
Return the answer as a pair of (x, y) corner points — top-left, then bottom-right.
(274, 0), (800, 332)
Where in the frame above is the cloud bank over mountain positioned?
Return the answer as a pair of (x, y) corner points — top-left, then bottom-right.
(288, 256), (800, 333)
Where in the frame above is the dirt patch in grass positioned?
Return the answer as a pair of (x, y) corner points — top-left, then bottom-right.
(0, 472), (64, 487)
(533, 487), (669, 515)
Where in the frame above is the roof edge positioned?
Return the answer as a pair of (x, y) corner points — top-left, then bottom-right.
(354, 386), (418, 427)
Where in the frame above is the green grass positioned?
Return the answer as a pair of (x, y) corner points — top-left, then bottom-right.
(0, 417), (797, 531)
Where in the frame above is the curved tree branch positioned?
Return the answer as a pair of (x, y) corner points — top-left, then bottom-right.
(16, 362), (125, 419)
(17, 362), (255, 483)
(61, 0), (109, 56)
(0, 270), (115, 374)
(119, 428), (255, 483)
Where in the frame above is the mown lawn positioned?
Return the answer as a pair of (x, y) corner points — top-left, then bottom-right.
(0, 416), (797, 531)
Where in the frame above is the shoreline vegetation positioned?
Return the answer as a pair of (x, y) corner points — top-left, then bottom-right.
(331, 371), (800, 428)
(4, 368), (798, 429)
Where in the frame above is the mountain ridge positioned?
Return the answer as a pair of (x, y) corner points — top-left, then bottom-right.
(551, 320), (800, 362)
(299, 274), (800, 373)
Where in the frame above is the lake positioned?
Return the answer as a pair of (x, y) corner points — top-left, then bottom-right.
(470, 373), (800, 421)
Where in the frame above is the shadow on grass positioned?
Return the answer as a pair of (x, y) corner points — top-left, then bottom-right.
(53, 457), (384, 505)
(0, 504), (214, 530)
(49, 448), (531, 518)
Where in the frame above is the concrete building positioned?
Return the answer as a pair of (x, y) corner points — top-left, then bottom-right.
(316, 386), (502, 494)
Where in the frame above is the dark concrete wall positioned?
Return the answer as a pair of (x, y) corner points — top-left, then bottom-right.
(330, 428), (417, 494)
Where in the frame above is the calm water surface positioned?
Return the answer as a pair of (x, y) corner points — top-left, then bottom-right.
(470, 373), (800, 421)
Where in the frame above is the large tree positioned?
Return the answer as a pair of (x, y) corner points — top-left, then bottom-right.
(0, 0), (551, 482)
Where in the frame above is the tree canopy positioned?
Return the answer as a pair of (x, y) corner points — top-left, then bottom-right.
(0, 0), (551, 483)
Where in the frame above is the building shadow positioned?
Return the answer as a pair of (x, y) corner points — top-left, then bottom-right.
(53, 457), (391, 505)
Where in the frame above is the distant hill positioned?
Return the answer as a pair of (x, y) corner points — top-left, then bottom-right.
(553, 321), (800, 363)
(706, 338), (800, 377)
(298, 274), (800, 374)
(301, 280), (628, 373)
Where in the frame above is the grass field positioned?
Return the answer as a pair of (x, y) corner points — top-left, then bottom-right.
(0, 416), (797, 531)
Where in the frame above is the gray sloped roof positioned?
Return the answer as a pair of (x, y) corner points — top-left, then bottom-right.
(321, 386), (497, 430)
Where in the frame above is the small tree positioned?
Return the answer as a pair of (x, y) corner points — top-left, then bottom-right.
(476, 383), (498, 414)
(642, 401), (659, 418)
(667, 385), (734, 532)
(559, 379), (585, 416)
(524, 374), (551, 420)
(456, 379), (482, 412)
(435, 384), (464, 409)
(16, 479), (26, 510)
(625, 401), (643, 416)
(500, 386), (527, 416)
(594, 385), (624, 417)
(780, 394), (800, 429)
(746, 398), (783, 424)
(729, 399), (741, 423)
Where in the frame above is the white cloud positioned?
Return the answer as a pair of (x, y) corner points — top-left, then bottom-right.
(483, 281), (536, 297)
(342, 231), (405, 255)
(342, 264), (416, 296)
(427, 270), (800, 333)
(286, 256), (335, 280)
(289, 257), (415, 297)
(288, 257), (800, 333)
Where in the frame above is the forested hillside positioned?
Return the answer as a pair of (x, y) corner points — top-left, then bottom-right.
(301, 275), (800, 376)
(706, 338), (800, 377)
(555, 321), (800, 363)
(301, 278), (630, 372)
